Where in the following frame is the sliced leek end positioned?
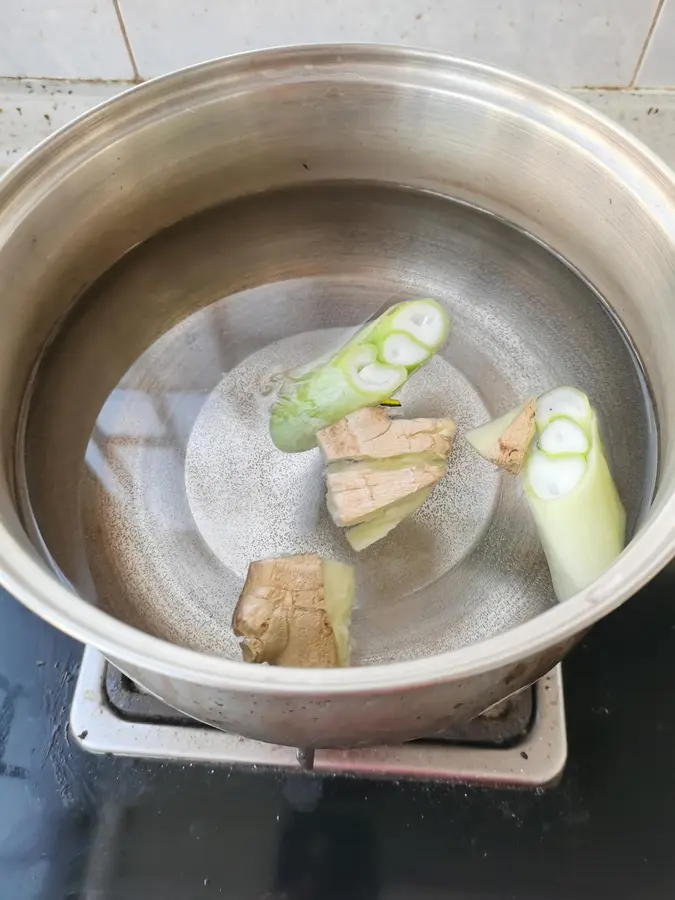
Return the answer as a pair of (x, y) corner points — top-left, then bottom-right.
(535, 386), (592, 432)
(524, 411), (626, 602)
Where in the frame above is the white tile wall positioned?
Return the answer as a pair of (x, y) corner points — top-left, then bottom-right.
(0, 79), (123, 171)
(116, 0), (659, 87)
(0, 0), (134, 80)
(573, 89), (675, 165)
(0, 0), (672, 89)
(636, 0), (675, 86)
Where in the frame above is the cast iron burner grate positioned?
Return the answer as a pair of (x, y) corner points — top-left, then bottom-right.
(71, 648), (566, 786)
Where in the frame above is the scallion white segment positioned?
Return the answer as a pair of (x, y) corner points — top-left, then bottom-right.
(535, 386), (592, 432)
(526, 452), (587, 500)
(381, 333), (431, 367)
(538, 418), (590, 457)
(269, 299), (450, 452)
(524, 387), (626, 601)
(391, 302), (447, 347)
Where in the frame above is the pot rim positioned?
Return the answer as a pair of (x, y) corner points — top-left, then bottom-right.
(2, 43), (674, 694)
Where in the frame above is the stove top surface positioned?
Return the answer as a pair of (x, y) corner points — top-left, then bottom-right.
(2, 567), (675, 900)
(70, 648), (566, 786)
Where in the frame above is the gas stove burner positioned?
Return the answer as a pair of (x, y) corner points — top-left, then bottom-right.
(70, 648), (566, 786)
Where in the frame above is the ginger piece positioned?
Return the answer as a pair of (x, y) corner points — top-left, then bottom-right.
(318, 408), (455, 548)
(325, 455), (447, 528)
(232, 554), (354, 668)
(317, 406), (456, 463)
(345, 486), (433, 551)
(464, 398), (536, 474)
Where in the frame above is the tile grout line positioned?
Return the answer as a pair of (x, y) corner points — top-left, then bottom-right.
(570, 85), (675, 93)
(111, 0), (143, 84)
(5, 81), (675, 93)
(629, 0), (667, 88)
(0, 75), (137, 85)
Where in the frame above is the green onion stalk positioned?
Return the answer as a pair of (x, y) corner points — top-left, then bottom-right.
(269, 299), (451, 452)
(524, 387), (626, 601)
(466, 386), (626, 601)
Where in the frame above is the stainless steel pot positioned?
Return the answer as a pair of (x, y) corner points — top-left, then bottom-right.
(1, 46), (674, 748)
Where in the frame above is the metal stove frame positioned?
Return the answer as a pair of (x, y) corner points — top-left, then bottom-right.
(71, 646), (566, 786)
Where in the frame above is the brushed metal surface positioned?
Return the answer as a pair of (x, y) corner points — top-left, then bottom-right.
(0, 46), (671, 747)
